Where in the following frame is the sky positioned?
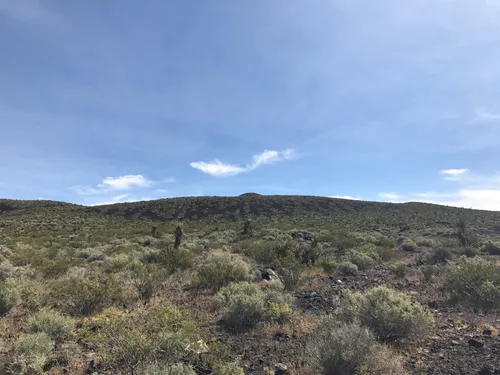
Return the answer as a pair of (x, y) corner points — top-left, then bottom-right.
(1, 0), (500, 210)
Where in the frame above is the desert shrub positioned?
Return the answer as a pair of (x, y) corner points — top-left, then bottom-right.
(360, 345), (409, 375)
(338, 261), (358, 276)
(307, 320), (377, 375)
(138, 362), (196, 375)
(443, 258), (500, 310)
(212, 362), (245, 375)
(57, 269), (122, 315)
(86, 251), (106, 262)
(27, 309), (73, 344)
(0, 276), (41, 315)
(152, 247), (194, 274)
(399, 240), (417, 252)
(346, 250), (374, 270)
(372, 235), (395, 248)
(278, 261), (304, 291)
(336, 286), (434, 342)
(237, 240), (277, 264)
(391, 262), (407, 278)
(421, 265), (436, 282)
(372, 246), (397, 262)
(329, 230), (361, 254)
(190, 252), (253, 292)
(424, 247), (454, 264)
(415, 237), (435, 247)
(320, 258), (338, 274)
(483, 241), (500, 255)
(129, 262), (166, 303)
(7, 332), (54, 374)
(460, 246), (479, 258)
(216, 282), (292, 331)
(100, 317), (151, 373)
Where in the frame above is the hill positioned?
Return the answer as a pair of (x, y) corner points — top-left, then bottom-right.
(1, 195), (500, 374)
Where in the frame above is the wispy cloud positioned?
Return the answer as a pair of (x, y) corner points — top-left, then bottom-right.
(0, 0), (58, 25)
(191, 149), (298, 177)
(379, 192), (404, 202)
(89, 195), (154, 206)
(71, 174), (174, 205)
(329, 195), (358, 200)
(440, 169), (469, 181)
(474, 108), (500, 123)
(98, 175), (152, 190)
(379, 169), (500, 211)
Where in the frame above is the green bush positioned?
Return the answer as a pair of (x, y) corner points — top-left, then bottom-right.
(443, 258), (500, 310)
(129, 262), (166, 303)
(338, 261), (358, 276)
(460, 246), (479, 258)
(336, 286), (434, 342)
(391, 262), (407, 278)
(153, 247), (194, 274)
(57, 269), (122, 316)
(320, 258), (339, 274)
(483, 241), (500, 255)
(372, 246), (397, 262)
(399, 240), (417, 252)
(27, 309), (73, 344)
(190, 252), (253, 292)
(346, 250), (374, 270)
(0, 277), (41, 315)
(278, 260), (304, 291)
(212, 362), (245, 375)
(424, 247), (454, 264)
(308, 320), (377, 375)
(421, 265), (436, 282)
(216, 282), (292, 331)
(7, 332), (54, 374)
(138, 363), (196, 375)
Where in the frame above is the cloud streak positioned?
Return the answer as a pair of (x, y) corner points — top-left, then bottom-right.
(190, 149), (298, 177)
(98, 175), (152, 190)
(379, 169), (500, 211)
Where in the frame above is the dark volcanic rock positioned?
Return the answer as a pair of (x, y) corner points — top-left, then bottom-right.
(469, 338), (485, 349)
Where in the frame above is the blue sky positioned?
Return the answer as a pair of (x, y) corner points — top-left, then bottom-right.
(1, 0), (500, 210)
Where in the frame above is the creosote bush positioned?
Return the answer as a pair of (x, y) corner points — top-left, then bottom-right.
(129, 262), (166, 303)
(308, 319), (408, 375)
(338, 261), (358, 276)
(190, 252), (254, 292)
(483, 241), (500, 255)
(336, 286), (434, 343)
(216, 282), (292, 331)
(0, 276), (41, 315)
(7, 332), (54, 375)
(27, 309), (73, 344)
(443, 258), (500, 310)
(57, 268), (122, 316)
(399, 239), (418, 252)
(138, 362), (197, 375)
(346, 250), (374, 270)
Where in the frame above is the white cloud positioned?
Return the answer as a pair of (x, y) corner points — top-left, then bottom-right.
(329, 195), (358, 200)
(440, 169), (469, 181)
(99, 175), (152, 190)
(380, 169), (500, 211)
(379, 192), (404, 202)
(474, 108), (500, 123)
(89, 194), (130, 206)
(190, 149), (298, 177)
(190, 160), (246, 177)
